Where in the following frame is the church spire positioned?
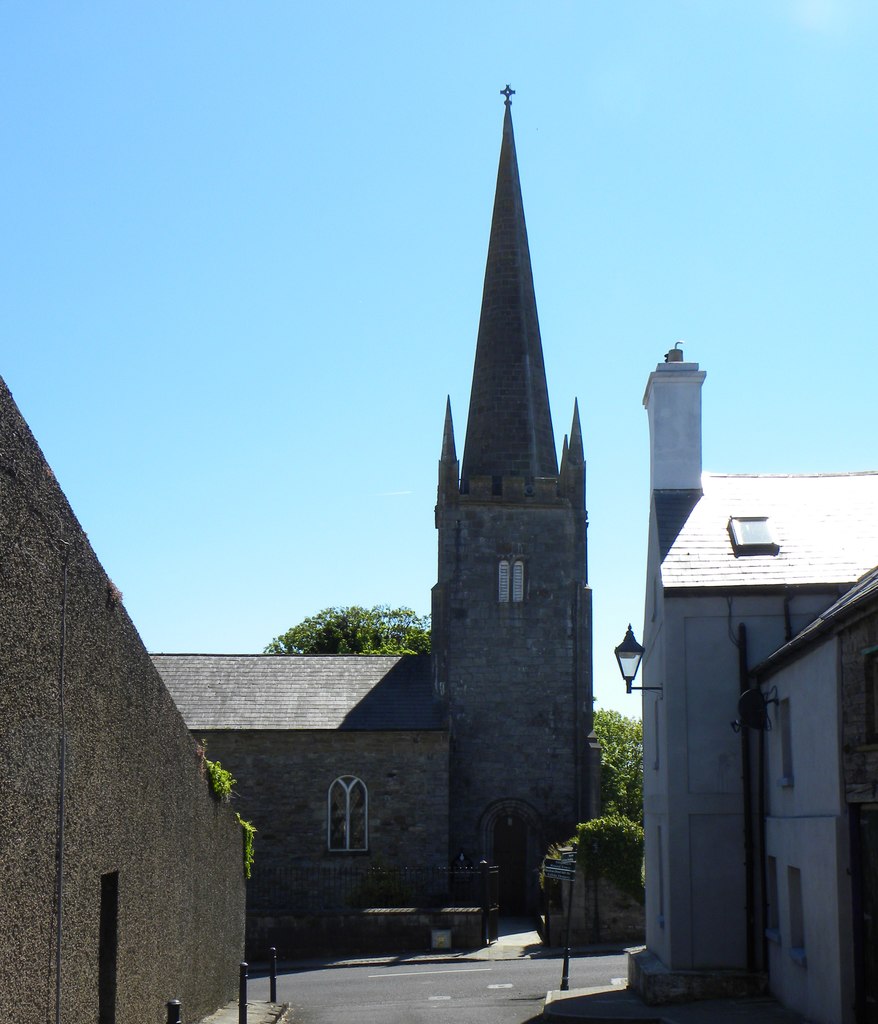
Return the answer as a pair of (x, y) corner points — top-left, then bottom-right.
(460, 89), (557, 491)
(560, 398), (585, 505)
(441, 395), (457, 463)
(438, 396), (460, 503)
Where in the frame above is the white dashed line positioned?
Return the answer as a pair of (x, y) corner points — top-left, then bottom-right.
(369, 967), (493, 979)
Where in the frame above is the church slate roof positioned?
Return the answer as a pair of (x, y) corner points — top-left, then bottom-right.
(659, 471), (878, 590)
(151, 653), (444, 732)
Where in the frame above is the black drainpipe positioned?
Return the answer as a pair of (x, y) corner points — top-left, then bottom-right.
(757, 701), (768, 973)
(738, 622), (756, 973)
(782, 592), (793, 643)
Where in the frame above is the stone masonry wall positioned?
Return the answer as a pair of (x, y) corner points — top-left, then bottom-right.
(0, 378), (245, 1024)
(559, 873), (645, 946)
(434, 497), (592, 866)
(840, 605), (878, 803)
(249, 908), (483, 959)
(196, 729), (450, 875)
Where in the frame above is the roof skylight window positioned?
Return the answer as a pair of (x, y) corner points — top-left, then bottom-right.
(728, 517), (779, 556)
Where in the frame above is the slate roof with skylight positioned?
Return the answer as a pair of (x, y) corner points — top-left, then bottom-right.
(152, 653), (443, 731)
(728, 516), (780, 556)
(659, 472), (878, 590)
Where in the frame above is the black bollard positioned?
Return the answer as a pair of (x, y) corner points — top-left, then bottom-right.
(269, 947), (277, 1003)
(560, 876), (574, 991)
(167, 999), (182, 1024)
(238, 961), (248, 1024)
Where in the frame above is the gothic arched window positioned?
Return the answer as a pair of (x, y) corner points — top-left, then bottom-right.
(328, 775), (368, 851)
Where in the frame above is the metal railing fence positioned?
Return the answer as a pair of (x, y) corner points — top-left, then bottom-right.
(247, 862), (483, 913)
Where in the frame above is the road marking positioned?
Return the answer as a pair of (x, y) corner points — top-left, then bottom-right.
(487, 983), (513, 989)
(428, 996), (451, 1000)
(369, 967), (493, 979)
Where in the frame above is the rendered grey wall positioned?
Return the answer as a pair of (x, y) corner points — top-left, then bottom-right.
(764, 640), (853, 1024)
(641, 588), (837, 971)
(0, 378), (245, 1024)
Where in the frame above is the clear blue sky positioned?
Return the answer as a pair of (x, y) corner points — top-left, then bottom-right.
(3, 1), (877, 716)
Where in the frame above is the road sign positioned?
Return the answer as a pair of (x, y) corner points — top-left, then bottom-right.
(543, 861), (576, 882)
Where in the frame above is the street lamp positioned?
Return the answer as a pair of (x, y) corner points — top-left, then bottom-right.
(614, 624), (659, 695)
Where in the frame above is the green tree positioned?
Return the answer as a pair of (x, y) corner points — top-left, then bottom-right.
(594, 708), (643, 824)
(265, 605), (431, 656)
(543, 710), (645, 908)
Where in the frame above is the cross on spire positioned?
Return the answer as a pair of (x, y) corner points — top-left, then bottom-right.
(501, 84), (515, 108)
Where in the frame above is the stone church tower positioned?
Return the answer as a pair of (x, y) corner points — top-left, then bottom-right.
(432, 92), (596, 913)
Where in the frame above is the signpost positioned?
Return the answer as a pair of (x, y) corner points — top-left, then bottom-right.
(543, 860), (576, 882)
(544, 851), (577, 990)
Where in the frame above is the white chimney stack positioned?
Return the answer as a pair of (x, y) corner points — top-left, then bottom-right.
(643, 345), (706, 493)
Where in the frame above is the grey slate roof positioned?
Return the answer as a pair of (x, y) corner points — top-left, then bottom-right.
(653, 489), (703, 561)
(755, 563), (878, 677)
(151, 653), (444, 732)
(659, 472), (878, 590)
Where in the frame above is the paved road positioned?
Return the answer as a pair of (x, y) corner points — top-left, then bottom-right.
(249, 953), (627, 1024)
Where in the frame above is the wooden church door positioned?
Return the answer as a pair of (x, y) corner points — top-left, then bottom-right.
(493, 813), (528, 915)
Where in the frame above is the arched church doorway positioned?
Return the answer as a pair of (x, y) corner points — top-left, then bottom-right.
(493, 812), (529, 915)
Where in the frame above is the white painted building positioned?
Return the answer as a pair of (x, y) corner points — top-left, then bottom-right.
(754, 568), (878, 1024)
(634, 347), (878, 1010)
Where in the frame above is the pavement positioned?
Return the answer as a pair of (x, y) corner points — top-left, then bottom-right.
(196, 1000), (292, 1024)
(542, 987), (807, 1023)
(195, 921), (807, 1024)
(195, 995), (290, 1024)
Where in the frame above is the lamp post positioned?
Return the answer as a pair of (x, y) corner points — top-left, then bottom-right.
(614, 624), (660, 694)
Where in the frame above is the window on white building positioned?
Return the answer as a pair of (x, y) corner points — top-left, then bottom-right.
(787, 866), (806, 965)
(779, 698), (794, 787)
(657, 825), (665, 929)
(766, 857), (780, 944)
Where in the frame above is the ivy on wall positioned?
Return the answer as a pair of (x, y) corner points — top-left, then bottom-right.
(237, 814), (257, 880)
(576, 814), (644, 903)
(204, 757), (236, 801)
(197, 741), (256, 878)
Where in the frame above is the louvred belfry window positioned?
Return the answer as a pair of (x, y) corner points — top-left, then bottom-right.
(328, 776), (368, 851)
(498, 560), (510, 602)
(512, 560), (524, 602)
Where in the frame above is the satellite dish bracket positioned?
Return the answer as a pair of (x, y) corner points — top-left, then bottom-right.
(731, 686), (778, 733)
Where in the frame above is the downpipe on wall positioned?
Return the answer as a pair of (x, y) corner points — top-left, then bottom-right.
(737, 622), (757, 974)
